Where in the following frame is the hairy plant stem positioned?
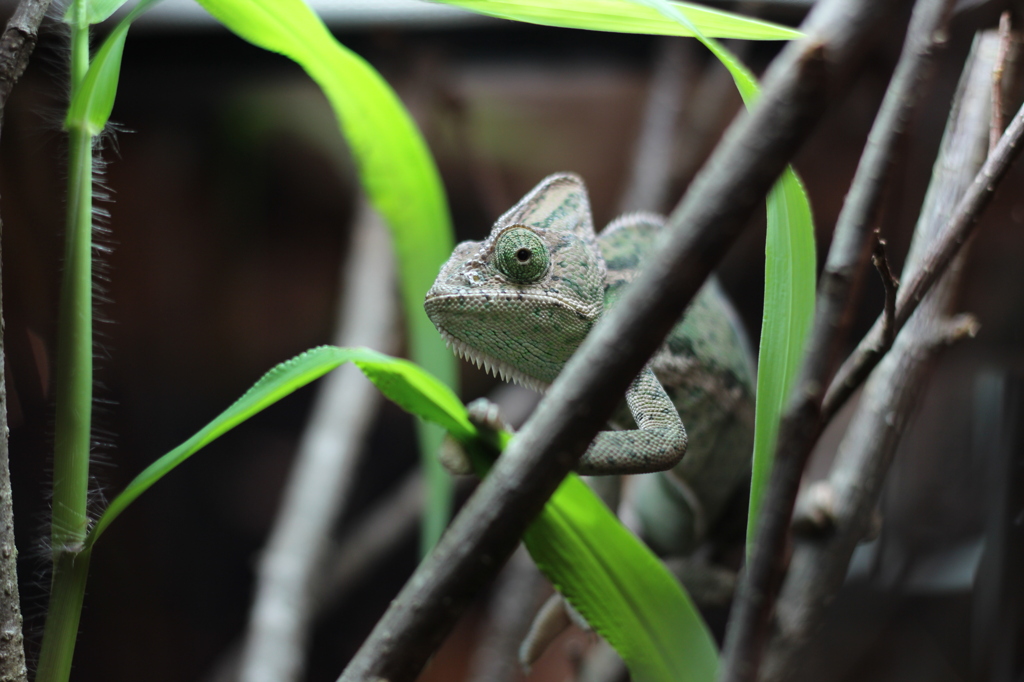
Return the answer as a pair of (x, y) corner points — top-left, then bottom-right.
(35, 551), (91, 682)
(38, 10), (93, 682)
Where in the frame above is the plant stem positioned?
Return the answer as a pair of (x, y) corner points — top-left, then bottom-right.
(51, 124), (92, 554)
(34, 551), (92, 682)
(38, 8), (93, 681)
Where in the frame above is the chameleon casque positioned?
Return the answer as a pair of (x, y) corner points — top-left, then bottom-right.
(424, 172), (755, 557)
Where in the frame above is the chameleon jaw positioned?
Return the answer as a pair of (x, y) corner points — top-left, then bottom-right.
(436, 328), (549, 394)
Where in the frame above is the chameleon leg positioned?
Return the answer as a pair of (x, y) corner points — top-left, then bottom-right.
(576, 366), (687, 476)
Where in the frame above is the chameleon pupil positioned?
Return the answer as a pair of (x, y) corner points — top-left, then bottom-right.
(495, 227), (549, 283)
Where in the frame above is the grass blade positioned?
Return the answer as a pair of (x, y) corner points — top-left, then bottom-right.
(748, 170), (815, 545)
(194, 0), (457, 551)
(87, 346), (712, 682)
(87, 347), (409, 547)
(523, 477), (718, 682)
(65, 0), (161, 135)
(628, 0), (817, 553)
(435, 0), (801, 40)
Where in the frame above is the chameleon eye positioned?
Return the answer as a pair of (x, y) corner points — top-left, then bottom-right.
(495, 228), (549, 283)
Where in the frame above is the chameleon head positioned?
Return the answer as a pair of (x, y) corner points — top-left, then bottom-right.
(424, 173), (607, 391)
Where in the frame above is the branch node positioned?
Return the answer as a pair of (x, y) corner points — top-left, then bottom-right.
(791, 481), (838, 537)
(871, 230), (899, 347)
(935, 312), (980, 345)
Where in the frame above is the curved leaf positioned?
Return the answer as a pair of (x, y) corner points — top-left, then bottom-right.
(523, 477), (717, 682)
(87, 345), (710, 682)
(65, 0), (161, 135)
(436, 0), (801, 40)
(630, 0), (817, 553)
(86, 346), (394, 547)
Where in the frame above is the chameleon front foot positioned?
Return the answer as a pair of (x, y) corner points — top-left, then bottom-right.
(439, 398), (514, 475)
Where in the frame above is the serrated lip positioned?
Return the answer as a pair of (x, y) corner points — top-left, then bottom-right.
(436, 328), (548, 394)
(424, 290), (600, 321)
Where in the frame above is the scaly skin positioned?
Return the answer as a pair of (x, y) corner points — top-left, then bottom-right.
(425, 173), (755, 554)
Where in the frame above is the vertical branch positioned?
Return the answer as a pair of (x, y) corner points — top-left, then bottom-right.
(761, 29), (995, 680)
(719, 1), (957, 678)
(238, 200), (397, 682)
(0, 2), (53, 681)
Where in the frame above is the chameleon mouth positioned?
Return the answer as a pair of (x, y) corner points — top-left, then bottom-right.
(436, 328), (549, 394)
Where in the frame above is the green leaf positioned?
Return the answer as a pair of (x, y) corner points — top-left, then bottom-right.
(86, 345), (711, 682)
(64, 0), (161, 135)
(194, 0), (457, 550)
(86, 346), (389, 547)
(628, 0), (817, 554)
(359, 352), (716, 682)
(524, 477), (718, 682)
(436, 0), (801, 40)
(748, 169), (815, 544)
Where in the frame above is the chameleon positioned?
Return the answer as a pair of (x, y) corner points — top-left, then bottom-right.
(424, 172), (756, 557)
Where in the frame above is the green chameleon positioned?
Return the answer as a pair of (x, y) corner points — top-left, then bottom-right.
(424, 172), (755, 557)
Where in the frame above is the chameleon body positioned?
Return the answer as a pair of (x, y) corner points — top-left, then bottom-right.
(424, 173), (755, 555)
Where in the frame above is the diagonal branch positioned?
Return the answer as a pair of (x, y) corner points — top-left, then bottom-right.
(335, 1), (913, 680)
(719, 1), (957, 679)
(821, 90), (1024, 421)
(762, 29), (997, 680)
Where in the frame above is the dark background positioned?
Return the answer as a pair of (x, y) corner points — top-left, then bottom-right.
(1, 1), (1022, 680)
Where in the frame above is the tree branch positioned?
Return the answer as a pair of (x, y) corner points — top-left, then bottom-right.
(0, 0), (49, 144)
(761, 30), (997, 679)
(990, 11), (1012, 152)
(821, 87), (1024, 421)
(334, 1), (912, 680)
(0, 2), (51, 680)
(719, 1), (956, 678)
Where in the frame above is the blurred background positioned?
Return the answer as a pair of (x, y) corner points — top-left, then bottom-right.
(1, 0), (1023, 680)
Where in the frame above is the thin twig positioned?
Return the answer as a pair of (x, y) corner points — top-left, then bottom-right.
(238, 200), (397, 682)
(762, 31), (996, 680)
(719, 1), (956, 679)
(0, 2), (52, 681)
(871, 231), (899, 348)
(990, 11), (1012, 153)
(335, 1), (911, 680)
(822, 90), (1024, 421)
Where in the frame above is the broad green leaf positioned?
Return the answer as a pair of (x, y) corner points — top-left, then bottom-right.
(86, 346), (394, 547)
(194, 0), (457, 550)
(84, 345), (711, 681)
(523, 477), (717, 682)
(360, 353), (716, 682)
(436, 0), (801, 40)
(65, 0), (161, 135)
(630, 0), (816, 553)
